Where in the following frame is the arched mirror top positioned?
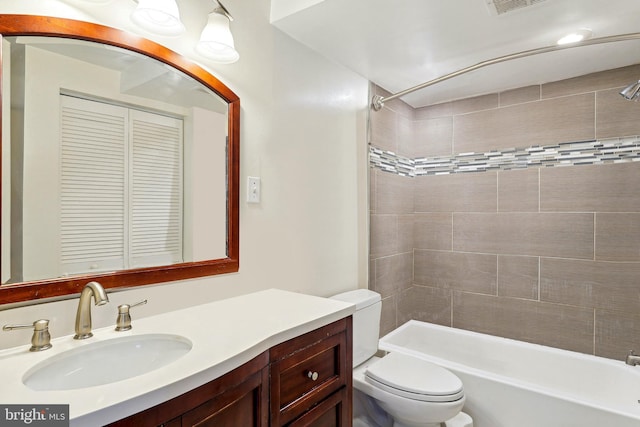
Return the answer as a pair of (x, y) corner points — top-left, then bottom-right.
(0, 15), (240, 306)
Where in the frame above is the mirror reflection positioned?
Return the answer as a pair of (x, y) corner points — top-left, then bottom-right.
(2, 36), (228, 285)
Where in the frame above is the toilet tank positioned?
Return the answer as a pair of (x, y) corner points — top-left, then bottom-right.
(330, 289), (381, 367)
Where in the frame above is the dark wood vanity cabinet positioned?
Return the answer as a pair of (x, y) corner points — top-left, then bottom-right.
(108, 317), (352, 427)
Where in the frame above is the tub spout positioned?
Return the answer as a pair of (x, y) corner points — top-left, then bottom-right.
(625, 350), (640, 366)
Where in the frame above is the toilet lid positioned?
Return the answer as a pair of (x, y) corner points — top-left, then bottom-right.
(365, 352), (464, 402)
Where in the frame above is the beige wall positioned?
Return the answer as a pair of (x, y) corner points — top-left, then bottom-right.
(370, 64), (640, 360)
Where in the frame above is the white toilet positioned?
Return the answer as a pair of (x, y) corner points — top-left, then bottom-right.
(331, 289), (473, 427)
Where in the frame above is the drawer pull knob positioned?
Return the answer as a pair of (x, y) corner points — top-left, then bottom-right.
(307, 371), (319, 381)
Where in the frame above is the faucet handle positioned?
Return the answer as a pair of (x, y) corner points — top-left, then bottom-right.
(115, 300), (147, 331)
(3, 319), (52, 352)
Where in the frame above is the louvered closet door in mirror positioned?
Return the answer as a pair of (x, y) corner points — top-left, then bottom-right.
(58, 95), (183, 278)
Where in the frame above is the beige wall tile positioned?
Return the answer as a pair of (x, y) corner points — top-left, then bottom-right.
(595, 310), (640, 359)
(414, 213), (453, 250)
(499, 85), (540, 106)
(453, 292), (594, 353)
(414, 250), (497, 295)
(376, 172), (413, 214)
(453, 213), (594, 259)
(398, 286), (451, 327)
(452, 93), (499, 115)
(540, 258), (640, 314)
(397, 114), (415, 158)
(380, 295), (397, 337)
(369, 258), (376, 289)
(370, 214), (397, 257)
(542, 64), (640, 99)
(596, 213), (640, 261)
(414, 172), (497, 212)
(498, 168), (539, 212)
(540, 162), (640, 212)
(372, 83), (390, 98)
(372, 252), (413, 298)
(596, 88), (640, 139)
(498, 255), (539, 299)
(369, 167), (376, 213)
(453, 93), (595, 153)
(371, 106), (397, 152)
(369, 65), (640, 361)
(415, 102), (452, 120)
(414, 116), (453, 157)
(398, 214), (415, 253)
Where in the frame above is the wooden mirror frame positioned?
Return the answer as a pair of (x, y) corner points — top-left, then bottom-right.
(0, 15), (240, 305)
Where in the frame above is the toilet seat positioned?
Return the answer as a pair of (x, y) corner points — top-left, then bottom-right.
(365, 352), (464, 403)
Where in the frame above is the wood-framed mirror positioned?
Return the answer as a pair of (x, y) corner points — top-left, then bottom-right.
(0, 15), (240, 305)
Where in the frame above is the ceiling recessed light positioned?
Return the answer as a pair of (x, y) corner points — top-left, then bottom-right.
(557, 28), (593, 45)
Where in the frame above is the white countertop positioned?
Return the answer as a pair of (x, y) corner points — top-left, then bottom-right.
(0, 289), (355, 426)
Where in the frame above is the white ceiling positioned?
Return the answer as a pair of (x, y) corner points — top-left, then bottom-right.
(271, 0), (640, 108)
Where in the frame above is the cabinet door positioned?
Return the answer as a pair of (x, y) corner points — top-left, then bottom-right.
(286, 387), (349, 427)
(107, 352), (269, 427)
(182, 368), (268, 427)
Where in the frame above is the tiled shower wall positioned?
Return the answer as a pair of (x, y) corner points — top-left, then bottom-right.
(369, 64), (640, 360)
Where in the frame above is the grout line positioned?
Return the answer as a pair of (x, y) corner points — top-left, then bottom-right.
(593, 90), (597, 141)
(451, 212), (454, 252)
(496, 255), (500, 296)
(451, 115), (455, 156)
(450, 289), (454, 327)
(593, 212), (597, 261)
(593, 309), (597, 356)
(537, 257), (541, 301)
(537, 167), (541, 213)
(496, 170), (500, 212)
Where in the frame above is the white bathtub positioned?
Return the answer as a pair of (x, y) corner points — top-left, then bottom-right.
(379, 320), (640, 427)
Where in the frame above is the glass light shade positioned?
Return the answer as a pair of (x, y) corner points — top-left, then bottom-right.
(131, 0), (185, 37)
(196, 12), (239, 64)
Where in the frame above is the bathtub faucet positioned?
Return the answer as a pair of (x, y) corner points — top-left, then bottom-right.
(625, 350), (640, 366)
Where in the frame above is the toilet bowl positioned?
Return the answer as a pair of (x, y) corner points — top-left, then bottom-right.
(331, 289), (472, 427)
(355, 353), (469, 427)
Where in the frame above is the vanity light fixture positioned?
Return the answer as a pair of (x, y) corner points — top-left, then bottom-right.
(196, 1), (240, 64)
(557, 28), (593, 45)
(130, 0), (186, 37)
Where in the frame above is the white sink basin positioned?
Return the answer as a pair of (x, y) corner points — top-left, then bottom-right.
(23, 334), (192, 391)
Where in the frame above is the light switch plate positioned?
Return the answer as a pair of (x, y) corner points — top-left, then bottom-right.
(247, 176), (261, 203)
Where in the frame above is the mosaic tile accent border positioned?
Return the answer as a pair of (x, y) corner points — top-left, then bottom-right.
(370, 136), (640, 176)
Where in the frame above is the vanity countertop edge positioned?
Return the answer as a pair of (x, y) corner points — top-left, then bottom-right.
(0, 288), (356, 426)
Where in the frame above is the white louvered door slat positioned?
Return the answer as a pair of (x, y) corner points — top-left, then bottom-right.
(130, 110), (183, 268)
(60, 96), (127, 275)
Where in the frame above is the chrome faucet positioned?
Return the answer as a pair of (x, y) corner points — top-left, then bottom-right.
(74, 281), (109, 340)
(625, 350), (640, 366)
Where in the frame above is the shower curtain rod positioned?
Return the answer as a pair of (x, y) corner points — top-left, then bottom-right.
(371, 31), (640, 111)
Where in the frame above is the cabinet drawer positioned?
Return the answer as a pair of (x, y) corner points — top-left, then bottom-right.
(278, 332), (345, 409)
(270, 319), (351, 426)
